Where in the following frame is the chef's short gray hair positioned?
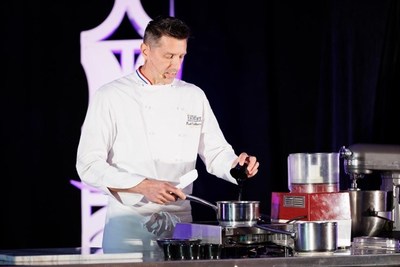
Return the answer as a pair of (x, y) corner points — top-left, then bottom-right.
(144, 16), (191, 46)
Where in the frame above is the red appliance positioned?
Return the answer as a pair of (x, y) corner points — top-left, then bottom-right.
(271, 190), (351, 222)
(271, 153), (352, 248)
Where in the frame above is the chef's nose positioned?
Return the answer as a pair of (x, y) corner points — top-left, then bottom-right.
(171, 56), (184, 68)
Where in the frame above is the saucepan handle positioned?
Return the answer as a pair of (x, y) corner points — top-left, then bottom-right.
(255, 224), (296, 239)
(185, 195), (219, 212)
(286, 215), (307, 224)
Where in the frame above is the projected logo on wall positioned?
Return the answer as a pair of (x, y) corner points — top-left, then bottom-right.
(72, 0), (177, 250)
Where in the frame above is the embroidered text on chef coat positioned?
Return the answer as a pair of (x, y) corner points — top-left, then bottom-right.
(186, 115), (202, 126)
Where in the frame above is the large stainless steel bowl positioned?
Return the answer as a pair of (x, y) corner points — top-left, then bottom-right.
(349, 190), (392, 237)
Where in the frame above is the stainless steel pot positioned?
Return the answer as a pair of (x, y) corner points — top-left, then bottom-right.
(257, 221), (338, 252)
(185, 195), (260, 227)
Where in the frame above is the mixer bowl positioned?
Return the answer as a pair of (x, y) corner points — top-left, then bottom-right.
(349, 190), (392, 237)
(353, 216), (392, 237)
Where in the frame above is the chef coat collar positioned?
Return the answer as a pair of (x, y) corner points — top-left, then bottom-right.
(136, 67), (152, 85)
(135, 67), (177, 87)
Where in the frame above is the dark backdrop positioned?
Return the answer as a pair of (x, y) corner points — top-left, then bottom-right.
(1, 0), (399, 249)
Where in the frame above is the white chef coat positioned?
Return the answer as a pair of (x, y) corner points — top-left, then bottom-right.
(76, 70), (238, 253)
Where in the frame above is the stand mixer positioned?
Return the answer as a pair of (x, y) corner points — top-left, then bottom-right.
(340, 143), (400, 239)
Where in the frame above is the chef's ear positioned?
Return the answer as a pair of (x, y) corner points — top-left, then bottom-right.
(141, 43), (149, 57)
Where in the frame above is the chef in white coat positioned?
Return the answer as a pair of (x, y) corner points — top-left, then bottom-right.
(76, 16), (259, 253)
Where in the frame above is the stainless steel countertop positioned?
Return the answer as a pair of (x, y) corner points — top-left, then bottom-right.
(1, 247), (400, 266)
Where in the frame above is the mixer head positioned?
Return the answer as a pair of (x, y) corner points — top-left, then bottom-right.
(340, 143), (400, 190)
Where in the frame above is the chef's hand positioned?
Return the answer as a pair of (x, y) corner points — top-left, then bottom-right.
(232, 152), (259, 178)
(132, 179), (186, 204)
(110, 179), (186, 205)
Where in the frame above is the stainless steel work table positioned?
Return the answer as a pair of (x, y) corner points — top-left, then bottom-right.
(1, 247), (400, 266)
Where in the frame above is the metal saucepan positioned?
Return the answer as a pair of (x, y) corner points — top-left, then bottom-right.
(185, 195), (260, 227)
(257, 221), (338, 252)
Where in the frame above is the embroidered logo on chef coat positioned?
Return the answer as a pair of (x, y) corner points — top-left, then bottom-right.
(186, 114), (202, 126)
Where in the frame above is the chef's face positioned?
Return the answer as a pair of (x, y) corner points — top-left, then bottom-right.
(141, 36), (187, 85)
